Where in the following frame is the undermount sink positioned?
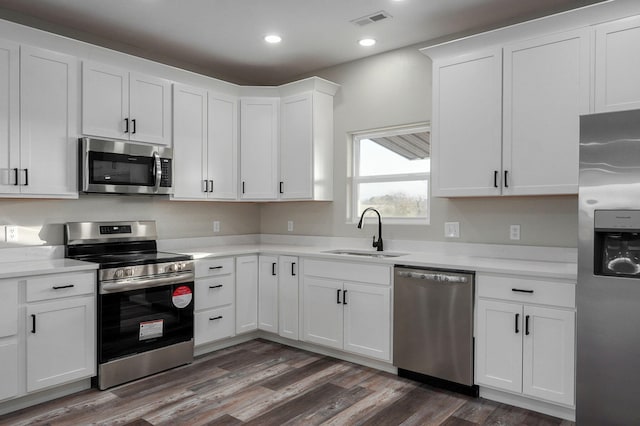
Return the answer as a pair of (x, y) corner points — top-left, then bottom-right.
(322, 249), (407, 258)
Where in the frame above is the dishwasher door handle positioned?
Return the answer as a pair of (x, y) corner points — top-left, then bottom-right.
(398, 271), (468, 283)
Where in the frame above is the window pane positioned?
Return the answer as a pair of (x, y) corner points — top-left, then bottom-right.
(358, 138), (430, 176)
(357, 180), (428, 218)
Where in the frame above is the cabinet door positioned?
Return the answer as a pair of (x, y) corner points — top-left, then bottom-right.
(0, 342), (18, 401)
(302, 276), (343, 350)
(476, 299), (523, 393)
(172, 83), (207, 200)
(343, 282), (391, 361)
(26, 296), (96, 392)
(240, 97), (278, 199)
(194, 305), (235, 346)
(432, 49), (503, 197)
(20, 46), (78, 197)
(595, 15), (640, 112)
(235, 255), (258, 334)
(0, 278), (18, 337)
(280, 93), (313, 199)
(522, 306), (575, 406)
(278, 256), (299, 340)
(503, 29), (589, 196)
(82, 61), (128, 139)
(258, 255), (278, 333)
(129, 72), (171, 145)
(208, 92), (238, 200)
(0, 40), (19, 194)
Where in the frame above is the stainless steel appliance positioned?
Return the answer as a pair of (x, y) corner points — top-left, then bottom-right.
(65, 220), (194, 390)
(393, 265), (477, 396)
(80, 137), (173, 195)
(578, 109), (640, 424)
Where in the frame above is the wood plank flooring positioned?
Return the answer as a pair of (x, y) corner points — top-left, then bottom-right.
(0, 339), (575, 426)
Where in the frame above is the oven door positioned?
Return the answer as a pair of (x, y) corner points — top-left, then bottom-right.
(98, 282), (194, 364)
(81, 137), (172, 195)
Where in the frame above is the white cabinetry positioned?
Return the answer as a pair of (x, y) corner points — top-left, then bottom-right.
(258, 255), (279, 333)
(476, 274), (575, 407)
(82, 61), (171, 145)
(429, 29), (590, 197)
(235, 255), (258, 334)
(301, 258), (391, 361)
(595, 15), (640, 112)
(0, 44), (78, 197)
(0, 279), (18, 401)
(240, 98), (279, 200)
(172, 84), (237, 200)
(278, 256), (299, 340)
(194, 258), (235, 346)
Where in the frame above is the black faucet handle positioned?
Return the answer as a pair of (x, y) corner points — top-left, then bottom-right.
(371, 235), (376, 247)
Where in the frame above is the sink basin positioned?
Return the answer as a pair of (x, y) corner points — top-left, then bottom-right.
(322, 249), (407, 258)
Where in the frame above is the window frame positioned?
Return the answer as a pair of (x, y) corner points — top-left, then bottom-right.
(349, 123), (431, 225)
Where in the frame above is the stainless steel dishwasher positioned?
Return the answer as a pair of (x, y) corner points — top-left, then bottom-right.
(393, 265), (477, 396)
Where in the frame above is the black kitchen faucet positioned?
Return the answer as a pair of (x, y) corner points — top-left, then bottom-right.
(357, 207), (384, 251)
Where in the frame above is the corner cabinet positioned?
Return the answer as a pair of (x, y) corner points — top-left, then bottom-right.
(475, 273), (575, 407)
(301, 258), (391, 362)
(235, 255), (258, 334)
(258, 255), (279, 333)
(428, 28), (590, 197)
(82, 61), (171, 146)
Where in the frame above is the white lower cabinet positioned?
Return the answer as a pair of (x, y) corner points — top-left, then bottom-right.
(475, 274), (576, 407)
(235, 255), (258, 334)
(258, 255), (278, 333)
(194, 257), (235, 346)
(0, 279), (18, 402)
(302, 259), (391, 362)
(278, 256), (299, 340)
(0, 342), (18, 401)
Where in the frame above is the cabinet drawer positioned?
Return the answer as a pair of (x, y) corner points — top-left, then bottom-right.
(26, 272), (95, 302)
(303, 258), (391, 285)
(477, 274), (575, 308)
(194, 306), (234, 346)
(195, 275), (234, 310)
(195, 257), (234, 278)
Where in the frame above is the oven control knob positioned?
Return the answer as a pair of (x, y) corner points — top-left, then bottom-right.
(166, 264), (177, 273)
(125, 268), (134, 277)
(114, 269), (125, 279)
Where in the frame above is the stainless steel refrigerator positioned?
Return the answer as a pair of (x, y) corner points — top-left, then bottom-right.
(578, 109), (640, 425)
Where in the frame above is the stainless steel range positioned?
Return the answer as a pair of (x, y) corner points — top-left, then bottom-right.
(65, 220), (194, 390)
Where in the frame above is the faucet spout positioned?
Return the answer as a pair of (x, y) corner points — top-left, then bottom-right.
(357, 207), (384, 251)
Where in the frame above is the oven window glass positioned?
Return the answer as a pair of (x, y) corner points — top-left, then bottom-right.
(89, 152), (154, 186)
(594, 231), (640, 277)
(99, 283), (194, 363)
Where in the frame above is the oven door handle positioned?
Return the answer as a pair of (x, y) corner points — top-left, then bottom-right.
(100, 272), (194, 294)
(153, 151), (162, 192)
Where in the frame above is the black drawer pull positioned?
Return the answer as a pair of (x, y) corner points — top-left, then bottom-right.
(291, 262), (296, 276)
(512, 288), (534, 294)
(515, 313), (520, 334)
(272, 262), (277, 276)
(209, 284), (223, 289)
(209, 316), (223, 321)
(209, 266), (223, 270)
(124, 118), (129, 133)
(504, 170), (509, 188)
(343, 290), (348, 305)
(13, 168), (18, 186)
(525, 315), (530, 336)
(493, 170), (498, 188)
(52, 284), (75, 290)
(337, 289), (342, 304)
(132, 119), (137, 134)
(31, 314), (36, 333)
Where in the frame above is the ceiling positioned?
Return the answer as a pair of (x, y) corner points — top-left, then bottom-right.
(0, 0), (605, 85)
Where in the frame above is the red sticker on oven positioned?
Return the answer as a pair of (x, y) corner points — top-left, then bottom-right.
(172, 286), (193, 308)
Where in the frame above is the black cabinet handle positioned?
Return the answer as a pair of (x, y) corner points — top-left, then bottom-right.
(512, 288), (534, 294)
(343, 290), (348, 305)
(124, 118), (129, 133)
(24, 169), (28, 186)
(209, 315), (223, 321)
(209, 180), (213, 193)
(515, 313), (520, 334)
(494, 170), (498, 188)
(209, 284), (223, 289)
(132, 119), (137, 134)
(242, 181), (245, 194)
(13, 168), (18, 186)
(337, 289), (342, 304)
(209, 266), (223, 270)
(504, 170), (509, 188)
(279, 181), (284, 194)
(525, 315), (530, 336)
(52, 284), (74, 290)
(31, 314), (36, 333)
(203, 180), (209, 192)
(291, 262), (296, 276)
(272, 262), (277, 276)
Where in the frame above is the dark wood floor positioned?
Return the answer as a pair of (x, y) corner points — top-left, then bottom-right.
(0, 339), (574, 426)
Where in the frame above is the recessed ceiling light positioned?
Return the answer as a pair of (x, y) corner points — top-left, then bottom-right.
(359, 38), (376, 47)
(264, 35), (282, 44)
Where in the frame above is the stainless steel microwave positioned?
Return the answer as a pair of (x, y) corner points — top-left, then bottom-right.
(80, 137), (173, 195)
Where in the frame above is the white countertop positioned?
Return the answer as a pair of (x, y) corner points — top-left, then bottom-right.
(180, 243), (577, 281)
(0, 258), (98, 279)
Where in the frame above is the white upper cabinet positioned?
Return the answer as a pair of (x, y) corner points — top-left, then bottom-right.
(432, 49), (503, 197)
(595, 15), (640, 112)
(502, 29), (590, 195)
(429, 29), (591, 197)
(0, 40), (19, 195)
(207, 92), (238, 200)
(82, 61), (171, 145)
(240, 97), (279, 200)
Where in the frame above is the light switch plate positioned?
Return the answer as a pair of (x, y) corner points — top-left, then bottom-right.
(287, 220), (294, 232)
(6, 226), (18, 242)
(213, 221), (220, 233)
(510, 224), (521, 240)
(444, 222), (460, 238)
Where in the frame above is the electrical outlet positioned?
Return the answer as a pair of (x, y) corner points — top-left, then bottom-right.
(213, 221), (220, 233)
(444, 222), (460, 238)
(287, 220), (294, 232)
(510, 224), (521, 241)
(6, 226), (18, 242)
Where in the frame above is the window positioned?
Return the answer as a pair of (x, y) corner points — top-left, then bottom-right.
(350, 124), (430, 224)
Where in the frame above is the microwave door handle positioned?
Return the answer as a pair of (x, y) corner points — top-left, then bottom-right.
(153, 151), (162, 192)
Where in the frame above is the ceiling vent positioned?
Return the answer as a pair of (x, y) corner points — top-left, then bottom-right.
(351, 11), (392, 27)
